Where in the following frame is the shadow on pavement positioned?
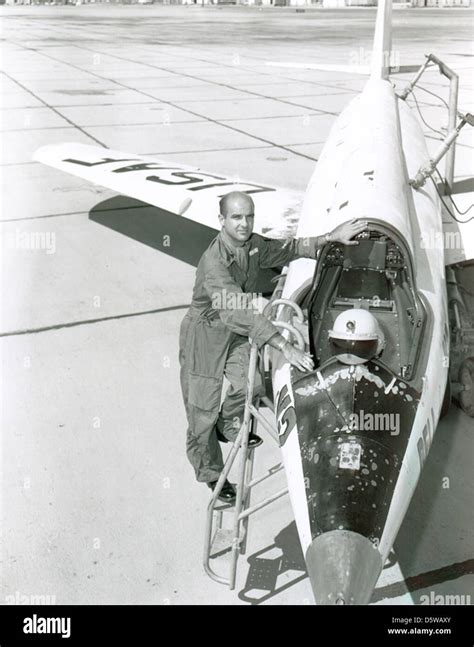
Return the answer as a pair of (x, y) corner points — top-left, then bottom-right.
(89, 195), (279, 293)
(237, 521), (308, 605)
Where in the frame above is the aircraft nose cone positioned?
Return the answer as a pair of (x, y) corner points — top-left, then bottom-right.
(305, 530), (383, 605)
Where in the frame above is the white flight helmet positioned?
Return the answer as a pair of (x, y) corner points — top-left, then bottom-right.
(328, 308), (385, 365)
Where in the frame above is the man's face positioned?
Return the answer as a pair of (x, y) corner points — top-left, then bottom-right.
(219, 196), (255, 244)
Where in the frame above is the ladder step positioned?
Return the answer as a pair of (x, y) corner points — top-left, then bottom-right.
(211, 528), (245, 558)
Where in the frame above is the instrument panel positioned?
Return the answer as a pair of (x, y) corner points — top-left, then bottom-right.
(324, 232), (405, 270)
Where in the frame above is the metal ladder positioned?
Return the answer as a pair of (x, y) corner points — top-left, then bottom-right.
(203, 294), (306, 590)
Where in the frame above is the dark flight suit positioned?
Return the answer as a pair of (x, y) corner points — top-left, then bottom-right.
(179, 231), (318, 483)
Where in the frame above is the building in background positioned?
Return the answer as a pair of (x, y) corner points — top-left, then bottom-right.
(3, 0), (472, 8)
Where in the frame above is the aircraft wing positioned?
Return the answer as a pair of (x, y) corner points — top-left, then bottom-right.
(33, 143), (303, 239)
(267, 62), (422, 75)
(267, 61), (473, 76)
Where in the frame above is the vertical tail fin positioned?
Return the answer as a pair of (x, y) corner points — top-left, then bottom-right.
(370, 0), (393, 80)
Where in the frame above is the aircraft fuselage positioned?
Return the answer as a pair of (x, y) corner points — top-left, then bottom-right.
(271, 78), (448, 605)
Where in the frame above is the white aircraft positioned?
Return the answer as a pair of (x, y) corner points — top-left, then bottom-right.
(34, 0), (473, 605)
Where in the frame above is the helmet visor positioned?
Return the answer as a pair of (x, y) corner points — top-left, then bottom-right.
(330, 337), (379, 360)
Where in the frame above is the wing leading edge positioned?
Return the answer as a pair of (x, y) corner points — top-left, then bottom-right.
(33, 143), (304, 238)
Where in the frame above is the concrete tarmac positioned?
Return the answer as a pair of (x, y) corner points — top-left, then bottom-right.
(1, 5), (473, 606)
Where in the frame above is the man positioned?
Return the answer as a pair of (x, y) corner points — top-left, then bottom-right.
(179, 191), (367, 502)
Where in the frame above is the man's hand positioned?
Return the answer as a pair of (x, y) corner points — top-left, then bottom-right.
(329, 218), (368, 246)
(282, 342), (314, 372)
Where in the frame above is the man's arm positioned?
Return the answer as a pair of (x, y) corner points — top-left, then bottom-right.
(312, 219), (370, 247)
(267, 332), (314, 373)
(258, 218), (369, 269)
(203, 259), (315, 371)
(257, 235), (318, 270)
(203, 258), (280, 349)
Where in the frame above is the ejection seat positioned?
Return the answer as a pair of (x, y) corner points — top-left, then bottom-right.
(304, 229), (428, 382)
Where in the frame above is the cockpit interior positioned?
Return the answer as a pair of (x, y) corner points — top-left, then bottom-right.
(298, 228), (429, 381)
